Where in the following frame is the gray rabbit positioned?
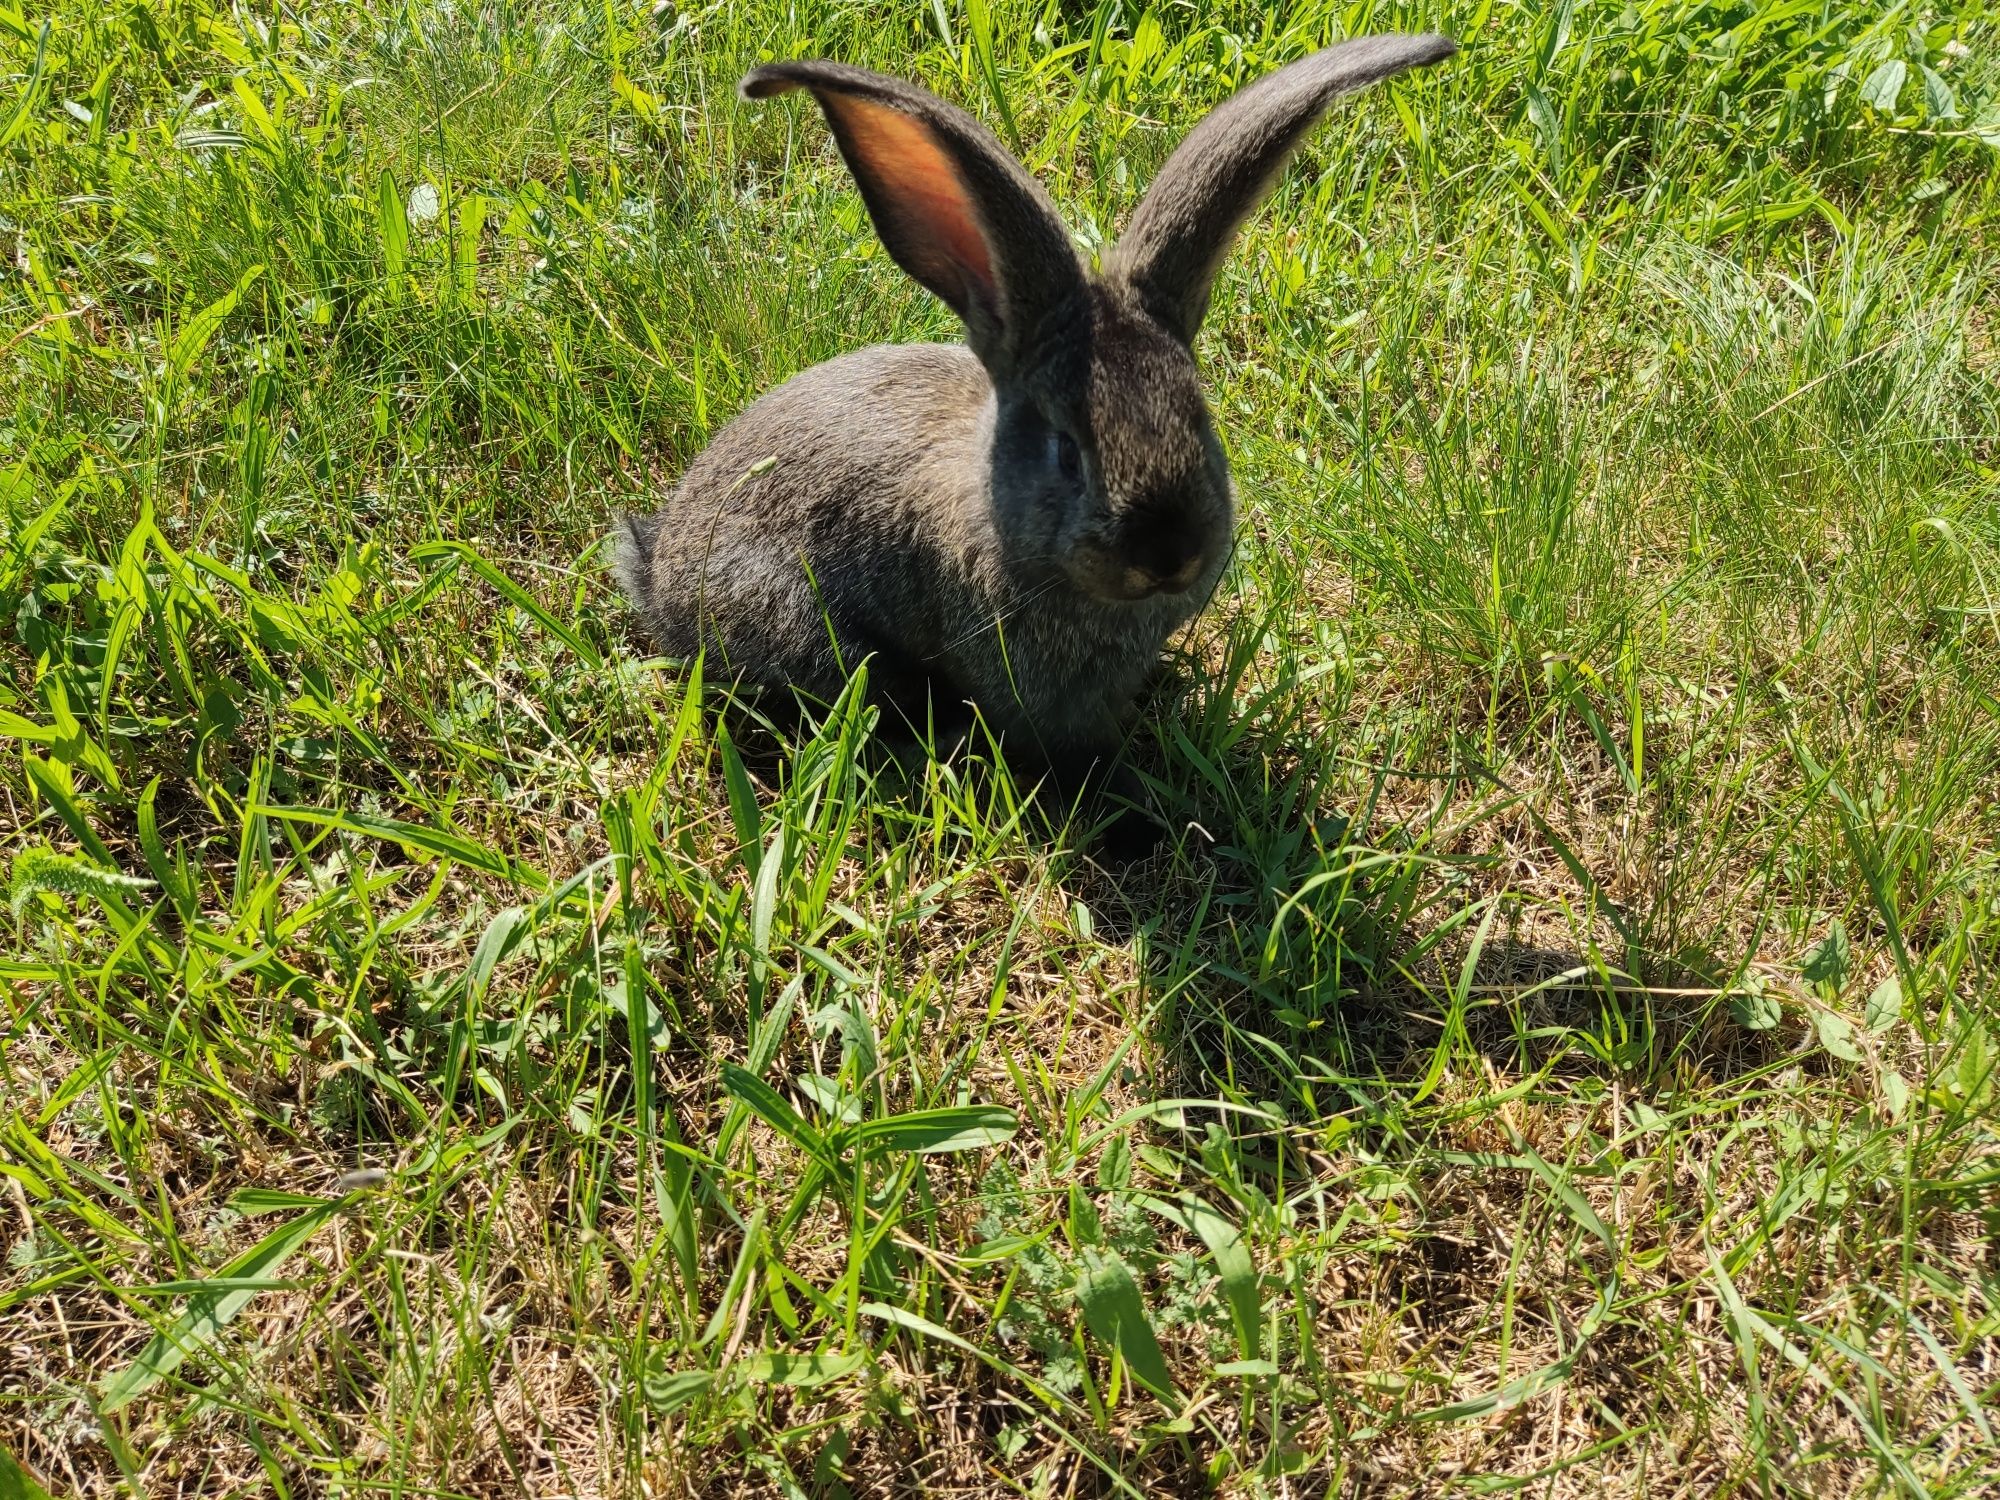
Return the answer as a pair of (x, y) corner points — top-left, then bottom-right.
(615, 35), (1456, 845)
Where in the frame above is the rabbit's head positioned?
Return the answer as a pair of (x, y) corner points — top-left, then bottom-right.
(743, 35), (1455, 605)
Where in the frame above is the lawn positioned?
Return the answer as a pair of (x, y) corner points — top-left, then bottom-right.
(3, 0), (1998, 1494)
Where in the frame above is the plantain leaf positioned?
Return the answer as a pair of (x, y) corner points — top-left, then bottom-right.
(168, 264), (264, 382)
(735, 1347), (865, 1387)
(1865, 975), (1903, 1033)
(0, 20), (50, 151)
(1139, 1193), (1260, 1360)
(851, 1105), (1017, 1155)
(1074, 1248), (1177, 1402)
(254, 804), (542, 888)
(407, 540), (602, 668)
(99, 1200), (339, 1414)
(1858, 58), (1906, 113)
(0, 1438), (56, 1500)
(1181, 1197), (1260, 1361)
(720, 1064), (830, 1162)
(378, 169), (409, 299)
(718, 730), (761, 851)
(641, 1367), (713, 1415)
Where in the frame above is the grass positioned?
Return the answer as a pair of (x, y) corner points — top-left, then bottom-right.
(3, 0), (1998, 1493)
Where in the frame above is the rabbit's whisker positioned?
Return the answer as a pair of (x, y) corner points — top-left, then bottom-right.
(928, 574), (1068, 658)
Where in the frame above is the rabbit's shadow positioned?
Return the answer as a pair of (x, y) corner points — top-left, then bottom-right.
(695, 665), (1779, 1091)
(699, 672), (1177, 863)
(1042, 737), (1786, 1110)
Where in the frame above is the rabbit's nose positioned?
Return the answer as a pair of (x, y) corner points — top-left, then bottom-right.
(1111, 512), (1210, 597)
(1160, 553), (1206, 593)
(1122, 551), (1206, 598)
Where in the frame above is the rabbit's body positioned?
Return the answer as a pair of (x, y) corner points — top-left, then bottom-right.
(619, 339), (1209, 760)
(614, 36), (1456, 836)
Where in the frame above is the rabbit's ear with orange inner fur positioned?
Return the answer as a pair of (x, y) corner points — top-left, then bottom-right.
(743, 61), (1085, 379)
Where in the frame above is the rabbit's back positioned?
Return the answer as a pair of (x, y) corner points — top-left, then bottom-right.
(619, 343), (995, 708)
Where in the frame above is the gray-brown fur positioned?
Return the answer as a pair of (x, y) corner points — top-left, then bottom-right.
(1111, 34), (1459, 341)
(614, 35), (1456, 793)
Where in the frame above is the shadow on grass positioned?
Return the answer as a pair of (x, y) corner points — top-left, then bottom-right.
(692, 659), (1178, 860)
(675, 650), (1786, 1125)
(1076, 769), (1786, 1124)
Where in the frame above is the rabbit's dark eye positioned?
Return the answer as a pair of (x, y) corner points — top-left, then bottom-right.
(1054, 431), (1082, 482)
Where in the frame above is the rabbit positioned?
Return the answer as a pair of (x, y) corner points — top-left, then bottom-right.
(614, 34), (1457, 850)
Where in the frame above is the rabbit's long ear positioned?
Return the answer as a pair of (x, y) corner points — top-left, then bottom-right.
(1109, 34), (1455, 344)
(744, 61), (1084, 377)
